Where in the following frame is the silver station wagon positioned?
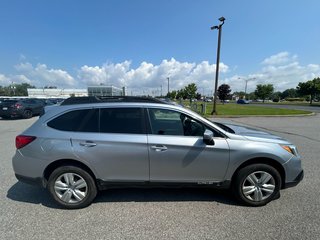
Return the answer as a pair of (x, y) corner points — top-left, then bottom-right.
(13, 97), (303, 209)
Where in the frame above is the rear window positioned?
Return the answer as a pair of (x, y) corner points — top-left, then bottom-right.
(47, 109), (99, 132)
(47, 107), (145, 134)
(3, 100), (18, 104)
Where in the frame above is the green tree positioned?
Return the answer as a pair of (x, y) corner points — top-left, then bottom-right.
(176, 89), (184, 99)
(196, 92), (202, 100)
(217, 84), (231, 104)
(166, 90), (177, 99)
(281, 88), (297, 99)
(233, 91), (245, 99)
(296, 77), (320, 105)
(247, 92), (256, 100)
(0, 83), (35, 96)
(15, 83), (36, 96)
(271, 91), (282, 102)
(254, 84), (274, 103)
(183, 83), (197, 103)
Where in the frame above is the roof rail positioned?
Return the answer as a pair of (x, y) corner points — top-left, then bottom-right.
(60, 96), (167, 105)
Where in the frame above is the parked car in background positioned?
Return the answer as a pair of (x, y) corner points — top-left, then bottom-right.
(0, 98), (45, 119)
(237, 99), (250, 104)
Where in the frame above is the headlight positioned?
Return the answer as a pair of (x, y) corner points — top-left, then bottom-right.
(280, 145), (298, 156)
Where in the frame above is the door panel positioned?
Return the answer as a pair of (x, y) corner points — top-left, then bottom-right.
(71, 133), (149, 181)
(148, 135), (230, 182)
(147, 108), (230, 182)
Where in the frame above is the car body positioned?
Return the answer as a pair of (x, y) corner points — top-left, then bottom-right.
(237, 99), (250, 104)
(0, 98), (45, 119)
(12, 97), (303, 208)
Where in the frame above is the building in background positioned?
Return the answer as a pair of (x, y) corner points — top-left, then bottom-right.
(87, 85), (125, 97)
(27, 85), (125, 98)
(27, 88), (88, 98)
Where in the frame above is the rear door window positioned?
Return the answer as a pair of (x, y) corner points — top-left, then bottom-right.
(47, 109), (99, 132)
(100, 108), (145, 134)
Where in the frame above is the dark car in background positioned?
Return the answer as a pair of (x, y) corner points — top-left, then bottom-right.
(237, 99), (250, 104)
(0, 99), (45, 119)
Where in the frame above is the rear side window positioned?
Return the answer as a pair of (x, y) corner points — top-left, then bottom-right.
(48, 109), (99, 132)
(100, 108), (145, 134)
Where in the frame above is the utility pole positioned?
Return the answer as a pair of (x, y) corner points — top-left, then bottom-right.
(167, 77), (170, 95)
(244, 77), (256, 99)
(211, 17), (225, 115)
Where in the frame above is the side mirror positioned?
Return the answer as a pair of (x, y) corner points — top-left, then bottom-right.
(203, 129), (215, 145)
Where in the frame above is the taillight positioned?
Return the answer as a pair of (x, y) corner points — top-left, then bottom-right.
(15, 135), (36, 149)
(14, 103), (22, 109)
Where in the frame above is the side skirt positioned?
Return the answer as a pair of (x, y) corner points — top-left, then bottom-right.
(96, 180), (231, 191)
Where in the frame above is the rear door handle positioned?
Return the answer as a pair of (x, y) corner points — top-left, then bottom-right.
(79, 141), (97, 147)
(151, 145), (168, 152)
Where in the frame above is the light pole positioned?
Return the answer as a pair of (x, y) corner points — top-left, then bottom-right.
(244, 77), (256, 99)
(211, 16), (225, 115)
(167, 77), (170, 95)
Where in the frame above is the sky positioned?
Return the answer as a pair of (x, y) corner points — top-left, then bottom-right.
(0, 0), (319, 96)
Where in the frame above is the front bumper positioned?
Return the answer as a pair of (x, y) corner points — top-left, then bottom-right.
(284, 170), (304, 189)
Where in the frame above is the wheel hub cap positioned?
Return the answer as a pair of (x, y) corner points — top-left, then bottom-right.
(54, 173), (88, 204)
(242, 171), (275, 202)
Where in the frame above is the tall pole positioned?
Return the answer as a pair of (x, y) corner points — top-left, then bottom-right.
(211, 17), (225, 115)
(167, 77), (170, 95)
(245, 79), (248, 97)
(244, 77), (256, 99)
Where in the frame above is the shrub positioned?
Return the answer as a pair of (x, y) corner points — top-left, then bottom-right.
(285, 98), (305, 102)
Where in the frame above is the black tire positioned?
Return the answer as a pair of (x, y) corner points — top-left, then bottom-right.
(22, 109), (33, 119)
(48, 166), (97, 209)
(232, 164), (281, 206)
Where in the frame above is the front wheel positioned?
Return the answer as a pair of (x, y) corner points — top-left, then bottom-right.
(233, 164), (281, 206)
(48, 166), (97, 209)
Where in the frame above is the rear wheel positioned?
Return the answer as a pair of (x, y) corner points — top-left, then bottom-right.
(233, 164), (281, 206)
(22, 109), (33, 119)
(48, 166), (97, 209)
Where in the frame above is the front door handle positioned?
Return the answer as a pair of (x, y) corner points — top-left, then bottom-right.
(151, 145), (168, 152)
(79, 141), (97, 147)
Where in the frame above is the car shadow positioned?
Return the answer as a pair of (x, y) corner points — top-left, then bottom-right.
(7, 182), (239, 209)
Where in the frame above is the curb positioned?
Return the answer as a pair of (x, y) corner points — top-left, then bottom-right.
(209, 112), (316, 118)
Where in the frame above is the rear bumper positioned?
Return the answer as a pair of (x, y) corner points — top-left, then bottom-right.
(15, 174), (46, 187)
(0, 110), (23, 117)
(284, 170), (304, 189)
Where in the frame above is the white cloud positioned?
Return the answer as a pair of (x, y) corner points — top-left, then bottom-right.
(15, 62), (76, 87)
(0, 74), (11, 86)
(77, 58), (229, 95)
(0, 72), (34, 87)
(1, 52), (319, 96)
(262, 52), (298, 66)
(224, 53), (320, 92)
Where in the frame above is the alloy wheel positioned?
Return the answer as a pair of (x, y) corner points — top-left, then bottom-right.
(242, 171), (275, 202)
(54, 173), (88, 204)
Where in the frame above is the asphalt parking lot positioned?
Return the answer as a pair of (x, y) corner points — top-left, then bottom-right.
(0, 115), (319, 240)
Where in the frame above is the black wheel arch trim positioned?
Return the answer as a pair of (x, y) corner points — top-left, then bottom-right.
(43, 159), (97, 187)
(231, 157), (286, 189)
